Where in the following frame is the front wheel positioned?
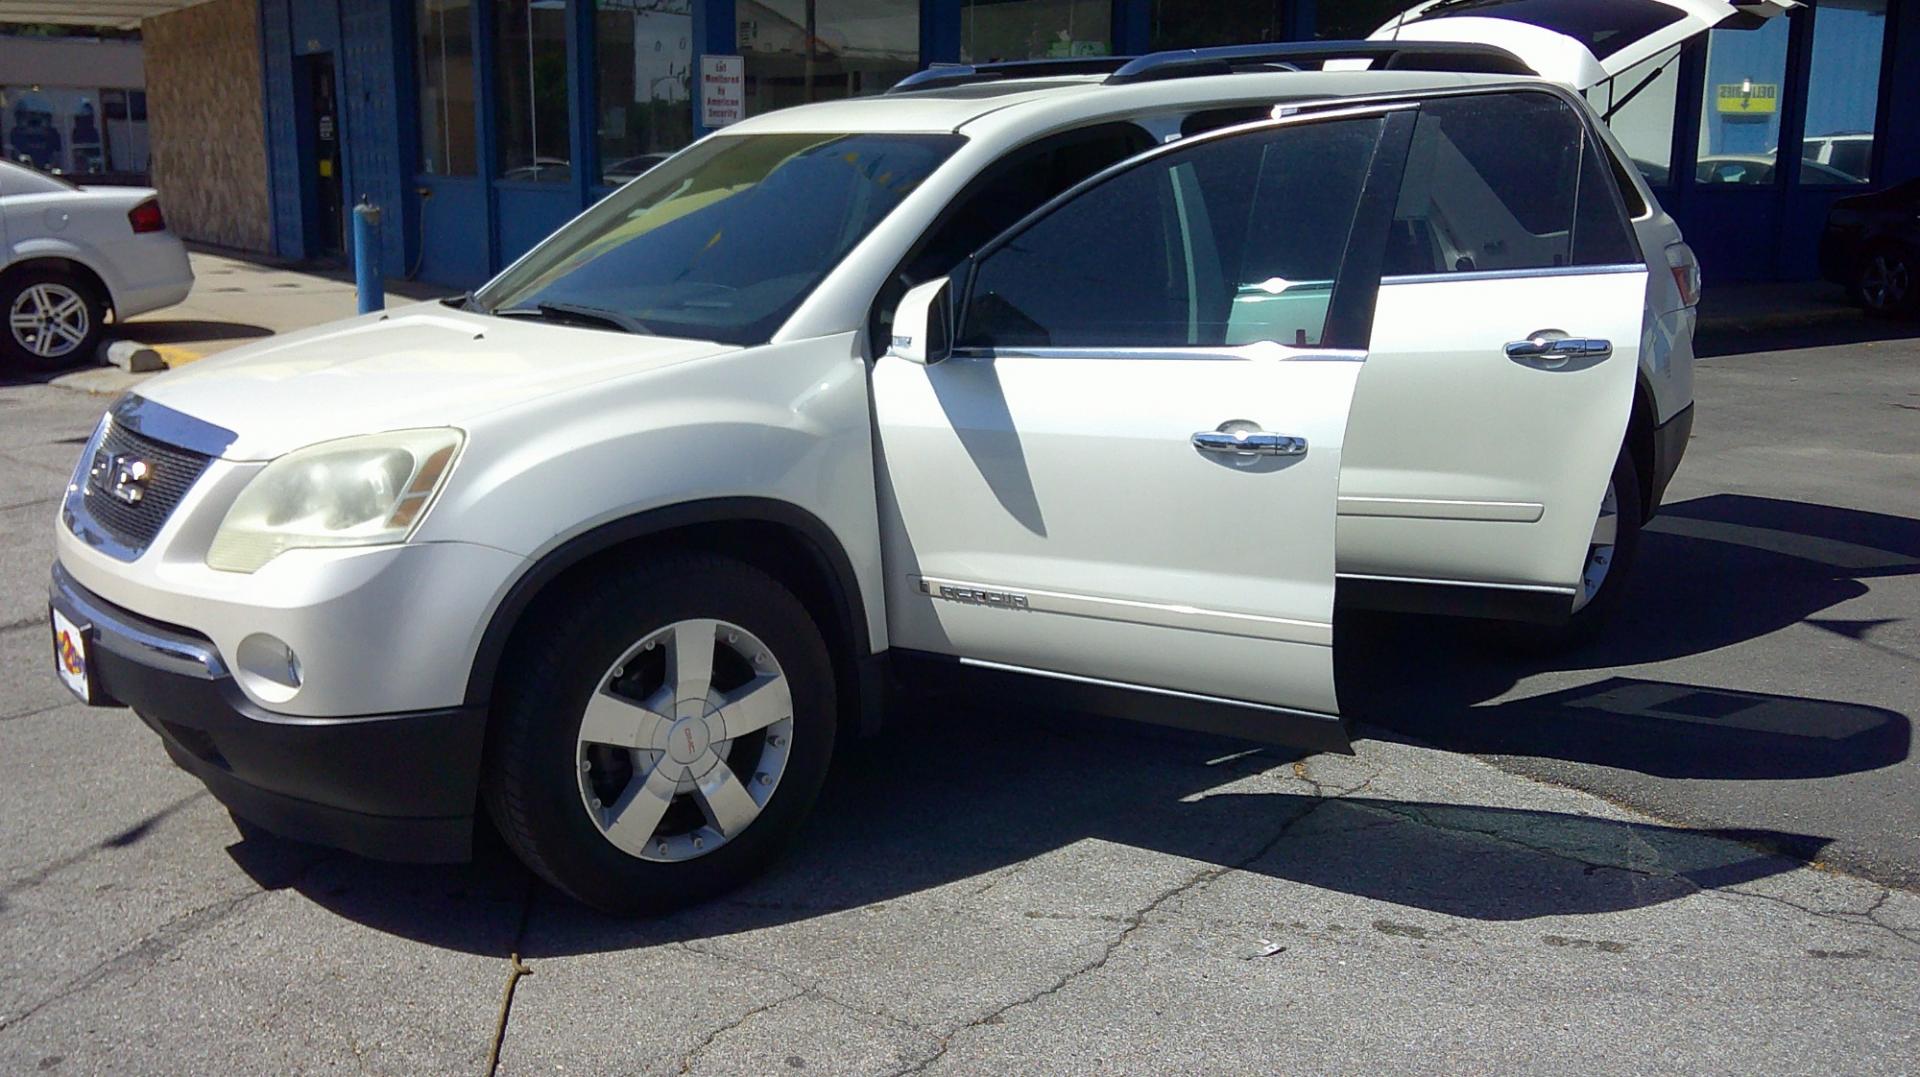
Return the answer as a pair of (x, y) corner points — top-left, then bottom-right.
(483, 554), (837, 915)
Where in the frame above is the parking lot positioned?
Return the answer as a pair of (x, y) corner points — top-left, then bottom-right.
(1, 295), (1916, 1073)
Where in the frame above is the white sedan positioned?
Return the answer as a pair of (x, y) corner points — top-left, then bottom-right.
(1, 160), (193, 372)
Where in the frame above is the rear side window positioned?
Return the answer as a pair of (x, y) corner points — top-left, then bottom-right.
(1387, 92), (1636, 275)
(957, 115), (1387, 351)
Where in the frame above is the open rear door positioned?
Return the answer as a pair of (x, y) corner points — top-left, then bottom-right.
(1372, 0), (1800, 92)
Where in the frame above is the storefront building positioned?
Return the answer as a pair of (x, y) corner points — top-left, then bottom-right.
(146, 0), (1918, 289)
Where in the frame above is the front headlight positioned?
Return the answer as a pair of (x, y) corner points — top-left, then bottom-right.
(206, 429), (464, 574)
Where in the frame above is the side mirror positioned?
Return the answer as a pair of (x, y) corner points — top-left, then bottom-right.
(888, 277), (953, 365)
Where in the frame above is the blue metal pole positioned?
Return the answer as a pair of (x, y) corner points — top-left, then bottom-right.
(353, 198), (383, 314)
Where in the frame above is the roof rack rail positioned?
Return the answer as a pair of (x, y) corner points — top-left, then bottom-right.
(1103, 40), (1537, 85)
(888, 56), (1137, 94)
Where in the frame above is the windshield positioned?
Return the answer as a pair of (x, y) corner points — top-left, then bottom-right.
(475, 132), (963, 346)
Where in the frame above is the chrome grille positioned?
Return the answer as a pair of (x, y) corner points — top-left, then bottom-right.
(74, 419), (213, 556)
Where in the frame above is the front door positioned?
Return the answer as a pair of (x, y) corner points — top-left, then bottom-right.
(299, 55), (345, 258)
(873, 107), (1412, 742)
(1337, 89), (1650, 600)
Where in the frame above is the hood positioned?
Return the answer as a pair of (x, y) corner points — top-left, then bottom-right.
(1371, 0), (1800, 92)
(134, 301), (737, 461)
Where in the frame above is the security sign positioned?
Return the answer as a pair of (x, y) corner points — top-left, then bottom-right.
(1716, 81), (1779, 116)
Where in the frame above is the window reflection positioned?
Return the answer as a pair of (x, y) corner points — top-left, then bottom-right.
(417, 0), (478, 176)
(495, 0), (572, 182)
(738, 0), (919, 113)
(1694, 15), (1788, 186)
(962, 0), (1110, 62)
(1587, 48), (1679, 187)
(1801, 0), (1887, 184)
(597, 0), (692, 185)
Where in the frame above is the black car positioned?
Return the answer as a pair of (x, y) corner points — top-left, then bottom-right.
(1820, 177), (1920, 317)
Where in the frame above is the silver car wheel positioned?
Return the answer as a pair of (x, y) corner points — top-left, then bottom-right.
(8, 282), (91, 359)
(575, 618), (795, 863)
(1571, 479), (1620, 614)
(1862, 253), (1911, 311)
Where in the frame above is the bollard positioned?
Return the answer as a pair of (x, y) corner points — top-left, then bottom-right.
(352, 198), (384, 315)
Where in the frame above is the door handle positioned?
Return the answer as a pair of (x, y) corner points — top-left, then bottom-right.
(1506, 330), (1612, 366)
(1192, 426), (1308, 457)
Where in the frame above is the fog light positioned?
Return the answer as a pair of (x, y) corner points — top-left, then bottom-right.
(236, 633), (302, 700)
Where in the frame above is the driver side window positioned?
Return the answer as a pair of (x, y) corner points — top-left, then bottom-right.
(957, 114), (1388, 351)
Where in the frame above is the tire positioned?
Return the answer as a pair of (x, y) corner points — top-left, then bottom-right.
(1855, 243), (1918, 319)
(483, 553), (836, 916)
(1, 266), (106, 372)
(1558, 449), (1643, 642)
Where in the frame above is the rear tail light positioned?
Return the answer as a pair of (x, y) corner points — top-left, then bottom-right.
(127, 198), (166, 234)
(1665, 242), (1700, 308)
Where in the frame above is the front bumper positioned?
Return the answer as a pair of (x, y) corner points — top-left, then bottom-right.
(51, 563), (484, 862)
(1649, 402), (1693, 514)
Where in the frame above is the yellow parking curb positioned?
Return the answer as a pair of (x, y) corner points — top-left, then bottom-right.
(154, 345), (204, 368)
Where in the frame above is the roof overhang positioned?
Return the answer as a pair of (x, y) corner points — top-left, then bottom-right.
(0, 0), (205, 30)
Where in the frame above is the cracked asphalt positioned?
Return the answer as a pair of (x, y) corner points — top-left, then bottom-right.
(2, 317), (1917, 1074)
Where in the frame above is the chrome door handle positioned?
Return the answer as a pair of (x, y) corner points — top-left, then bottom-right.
(1506, 330), (1612, 365)
(1192, 428), (1308, 457)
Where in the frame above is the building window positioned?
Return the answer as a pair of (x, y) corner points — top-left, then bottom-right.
(1587, 48), (1680, 187)
(1800, 0), (1887, 185)
(1151, 0), (1282, 49)
(417, 0), (478, 176)
(738, 0), (919, 111)
(1694, 14), (1789, 186)
(1, 86), (106, 176)
(962, 0), (1109, 62)
(596, 0), (692, 186)
(1314, 0), (1407, 40)
(496, 0), (573, 182)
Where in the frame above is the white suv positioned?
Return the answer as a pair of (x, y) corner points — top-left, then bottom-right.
(50, 28), (1711, 913)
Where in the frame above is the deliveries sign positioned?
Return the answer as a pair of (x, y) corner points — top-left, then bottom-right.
(701, 55), (744, 128)
(1715, 81), (1778, 116)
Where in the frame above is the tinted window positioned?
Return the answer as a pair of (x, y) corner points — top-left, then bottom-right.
(1410, 0), (1685, 60)
(1389, 93), (1588, 275)
(1572, 132), (1640, 265)
(959, 117), (1385, 350)
(478, 132), (961, 346)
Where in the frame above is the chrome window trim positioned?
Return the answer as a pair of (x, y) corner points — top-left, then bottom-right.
(1380, 262), (1647, 286)
(110, 393), (238, 460)
(950, 343), (1367, 363)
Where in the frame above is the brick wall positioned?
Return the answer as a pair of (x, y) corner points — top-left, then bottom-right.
(143, 0), (272, 253)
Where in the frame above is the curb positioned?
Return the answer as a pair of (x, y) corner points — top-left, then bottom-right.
(100, 339), (165, 373)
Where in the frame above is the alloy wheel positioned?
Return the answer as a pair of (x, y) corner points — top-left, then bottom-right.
(1571, 479), (1619, 614)
(575, 618), (795, 863)
(1861, 253), (1912, 312)
(8, 282), (91, 359)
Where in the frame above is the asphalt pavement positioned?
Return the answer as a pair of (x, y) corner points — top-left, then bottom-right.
(0, 296), (1915, 1074)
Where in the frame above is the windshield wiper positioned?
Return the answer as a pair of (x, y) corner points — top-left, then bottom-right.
(498, 301), (654, 335)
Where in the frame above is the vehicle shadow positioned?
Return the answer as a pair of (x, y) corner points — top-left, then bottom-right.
(225, 491), (1906, 956)
(1340, 493), (1916, 781)
(113, 318), (274, 345)
(228, 716), (1830, 957)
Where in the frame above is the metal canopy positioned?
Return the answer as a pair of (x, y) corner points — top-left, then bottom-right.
(0, 1), (204, 30)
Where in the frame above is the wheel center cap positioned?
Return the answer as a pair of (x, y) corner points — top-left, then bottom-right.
(666, 716), (712, 765)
